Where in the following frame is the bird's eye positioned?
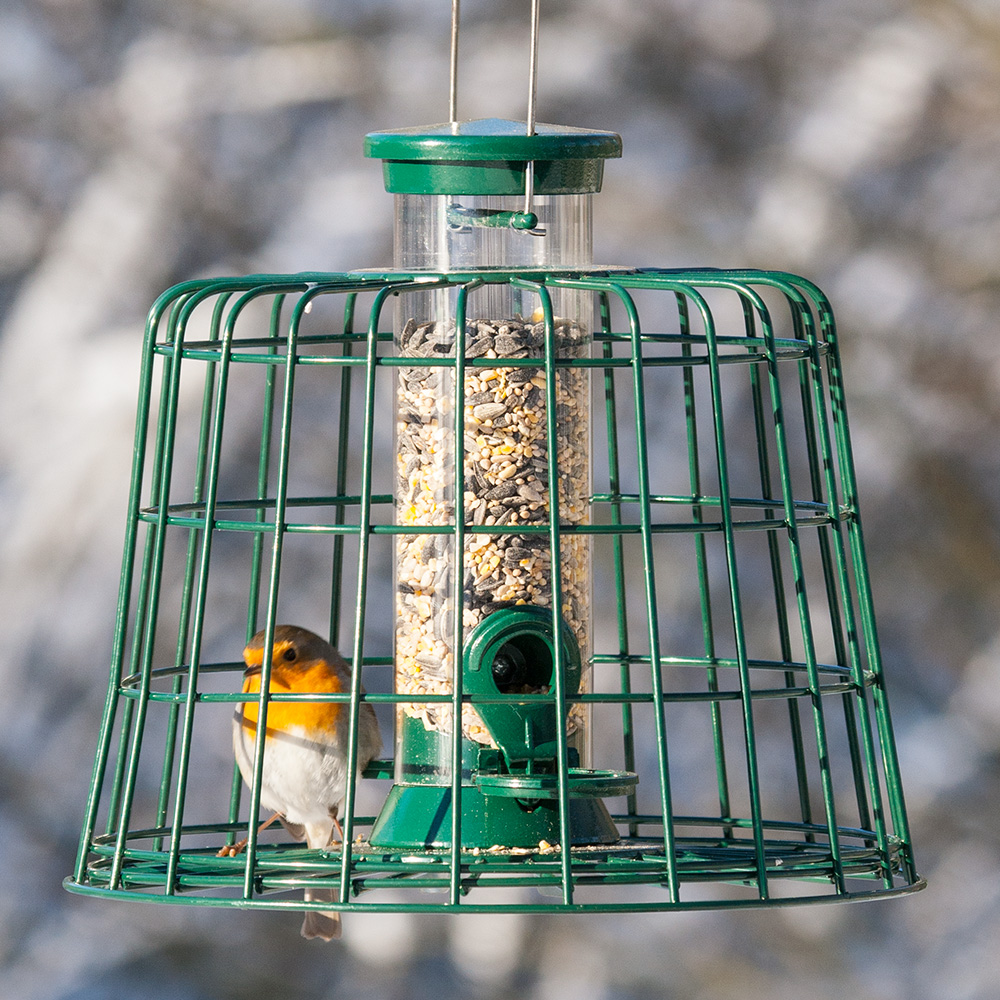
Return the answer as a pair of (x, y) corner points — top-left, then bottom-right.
(282, 647), (297, 662)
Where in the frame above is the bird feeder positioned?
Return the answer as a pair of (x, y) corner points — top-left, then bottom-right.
(365, 118), (630, 852)
(66, 8), (923, 921)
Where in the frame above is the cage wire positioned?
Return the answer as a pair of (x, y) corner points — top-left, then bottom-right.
(65, 267), (922, 915)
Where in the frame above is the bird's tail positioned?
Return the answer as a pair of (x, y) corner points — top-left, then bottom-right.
(302, 884), (342, 940)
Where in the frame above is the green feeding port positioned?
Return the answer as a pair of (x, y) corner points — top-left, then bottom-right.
(65, 113), (922, 925)
(463, 605), (581, 771)
(370, 606), (629, 850)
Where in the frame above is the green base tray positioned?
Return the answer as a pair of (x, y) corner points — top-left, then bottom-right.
(369, 782), (620, 849)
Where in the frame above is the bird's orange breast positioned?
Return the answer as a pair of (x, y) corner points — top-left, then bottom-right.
(240, 661), (345, 737)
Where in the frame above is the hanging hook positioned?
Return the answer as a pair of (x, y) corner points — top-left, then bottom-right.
(447, 0), (544, 234)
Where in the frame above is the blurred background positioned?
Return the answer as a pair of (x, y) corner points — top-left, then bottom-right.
(2, 0), (999, 997)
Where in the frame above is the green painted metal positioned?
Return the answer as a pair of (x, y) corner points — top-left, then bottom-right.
(67, 267), (923, 916)
(365, 118), (621, 194)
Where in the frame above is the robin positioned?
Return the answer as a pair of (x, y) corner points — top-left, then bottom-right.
(219, 624), (383, 941)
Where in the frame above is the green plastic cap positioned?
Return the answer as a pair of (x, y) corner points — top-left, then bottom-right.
(364, 118), (622, 196)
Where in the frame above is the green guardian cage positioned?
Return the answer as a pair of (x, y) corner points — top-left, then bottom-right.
(67, 4), (923, 925)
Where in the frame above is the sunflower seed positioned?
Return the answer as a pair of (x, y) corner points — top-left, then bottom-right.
(472, 402), (507, 422)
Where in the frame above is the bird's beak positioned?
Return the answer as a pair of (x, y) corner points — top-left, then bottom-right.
(242, 648), (264, 677)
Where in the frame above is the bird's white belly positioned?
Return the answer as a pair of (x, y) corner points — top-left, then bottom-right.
(232, 714), (348, 828)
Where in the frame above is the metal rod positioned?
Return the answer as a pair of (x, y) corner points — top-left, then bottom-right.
(338, 284), (388, 904)
(537, 280), (573, 905)
(524, 0), (541, 216)
(450, 0), (460, 126)
(449, 283), (469, 904)
(329, 294), (357, 647)
(679, 295), (733, 841)
(164, 290), (240, 895)
(527, 0), (540, 136)
(599, 293), (639, 837)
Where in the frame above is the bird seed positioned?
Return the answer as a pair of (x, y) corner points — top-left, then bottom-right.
(395, 314), (591, 744)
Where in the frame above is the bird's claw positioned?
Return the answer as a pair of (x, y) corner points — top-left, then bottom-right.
(217, 837), (248, 858)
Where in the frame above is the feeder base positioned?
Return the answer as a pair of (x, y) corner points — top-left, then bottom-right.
(368, 782), (620, 849)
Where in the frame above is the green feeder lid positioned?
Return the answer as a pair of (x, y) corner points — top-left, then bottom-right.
(364, 117), (622, 196)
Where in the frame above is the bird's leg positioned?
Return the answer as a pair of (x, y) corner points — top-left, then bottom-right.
(328, 808), (344, 846)
(217, 811), (282, 857)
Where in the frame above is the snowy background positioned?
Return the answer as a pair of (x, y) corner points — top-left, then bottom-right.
(2, 0), (999, 997)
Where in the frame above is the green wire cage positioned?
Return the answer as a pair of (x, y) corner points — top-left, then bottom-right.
(66, 26), (923, 922)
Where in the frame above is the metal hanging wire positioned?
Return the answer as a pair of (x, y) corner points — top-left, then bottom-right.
(449, 0), (461, 127)
(524, 0), (541, 220)
(449, 0), (542, 221)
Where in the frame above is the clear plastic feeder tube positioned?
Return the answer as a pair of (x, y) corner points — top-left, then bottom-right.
(392, 191), (594, 778)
